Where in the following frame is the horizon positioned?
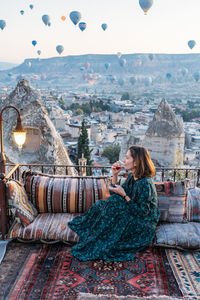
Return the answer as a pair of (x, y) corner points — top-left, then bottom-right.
(1, 0), (200, 63)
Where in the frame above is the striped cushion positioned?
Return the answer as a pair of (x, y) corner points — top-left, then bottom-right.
(155, 181), (187, 223)
(6, 180), (38, 227)
(7, 213), (79, 242)
(23, 172), (109, 213)
(187, 187), (200, 222)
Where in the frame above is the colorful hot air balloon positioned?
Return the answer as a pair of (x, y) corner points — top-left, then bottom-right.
(79, 22), (86, 31)
(181, 67), (188, 76)
(193, 71), (200, 82)
(0, 20), (6, 30)
(29, 4), (34, 10)
(61, 16), (66, 21)
(20, 10), (24, 15)
(116, 52), (122, 59)
(139, 0), (153, 15)
(69, 11), (81, 25)
(26, 61), (31, 68)
(32, 40), (37, 46)
(84, 62), (90, 69)
(188, 40), (196, 50)
(101, 23), (107, 31)
(42, 14), (50, 26)
(119, 58), (126, 67)
(148, 53), (154, 61)
(37, 50), (41, 55)
(56, 45), (64, 55)
(166, 73), (172, 80)
(130, 76), (136, 85)
(104, 63), (110, 70)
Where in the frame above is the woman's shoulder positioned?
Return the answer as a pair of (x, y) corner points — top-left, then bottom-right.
(135, 177), (154, 186)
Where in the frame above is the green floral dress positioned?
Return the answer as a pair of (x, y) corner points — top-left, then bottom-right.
(68, 174), (160, 262)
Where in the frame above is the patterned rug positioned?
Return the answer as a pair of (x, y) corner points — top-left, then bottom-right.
(0, 242), (199, 300)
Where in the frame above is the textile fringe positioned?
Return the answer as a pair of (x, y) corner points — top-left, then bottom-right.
(77, 293), (191, 300)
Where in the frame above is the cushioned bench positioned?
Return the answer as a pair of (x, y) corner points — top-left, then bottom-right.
(4, 171), (200, 250)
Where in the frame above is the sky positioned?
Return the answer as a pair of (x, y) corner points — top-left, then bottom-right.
(1, 0), (200, 63)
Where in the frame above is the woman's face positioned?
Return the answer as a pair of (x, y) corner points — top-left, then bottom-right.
(124, 150), (136, 171)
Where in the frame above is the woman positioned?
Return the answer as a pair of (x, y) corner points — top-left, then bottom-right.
(68, 145), (160, 262)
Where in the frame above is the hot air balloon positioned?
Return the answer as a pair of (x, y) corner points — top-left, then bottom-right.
(148, 53), (154, 61)
(26, 61), (31, 68)
(116, 52), (122, 59)
(136, 59), (142, 67)
(181, 67), (188, 76)
(119, 58), (126, 67)
(144, 76), (152, 86)
(130, 76), (136, 85)
(42, 14), (50, 26)
(105, 63), (110, 70)
(69, 11), (81, 25)
(32, 40), (37, 47)
(166, 73), (172, 80)
(37, 50), (41, 55)
(139, 0), (153, 15)
(188, 40), (196, 50)
(56, 45), (64, 55)
(84, 62), (90, 69)
(20, 10), (24, 15)
(107, 74), (116, 83)
(29, 4), (34, 10)
(79, 22), (86, 31)
(0, 20), (6, 30)
(193, 71), (200, 82)
(101, 23), (107, 31)
(61, 16), (66, 21)
(80, 66), (85, 71)
(118, 77), (124, 86)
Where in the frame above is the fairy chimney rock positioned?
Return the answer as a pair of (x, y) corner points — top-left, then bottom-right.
(143, 99), (185, 167)
(1, 79), (75, 175)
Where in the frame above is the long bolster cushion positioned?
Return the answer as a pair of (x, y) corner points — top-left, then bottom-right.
(7, 213), (79, 243)
(23, 171), (110, 214)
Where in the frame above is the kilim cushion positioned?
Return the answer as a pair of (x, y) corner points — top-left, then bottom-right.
(155, 181), (187, 223)
(187, 187), (200, 222)
(7, 213), (79, 242)
(23, 171), (109, 214)
(6, 180), (38, 227)
(154, 222), (200, 250)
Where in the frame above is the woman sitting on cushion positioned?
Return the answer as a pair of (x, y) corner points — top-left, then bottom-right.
(68, 145), (160, 261)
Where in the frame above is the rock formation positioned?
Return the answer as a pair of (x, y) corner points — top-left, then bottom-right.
(0, 79), (75, 175)
(143, 99), (185, 167)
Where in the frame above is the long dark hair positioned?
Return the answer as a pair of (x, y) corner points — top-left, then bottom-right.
(129, 145), (155, 179)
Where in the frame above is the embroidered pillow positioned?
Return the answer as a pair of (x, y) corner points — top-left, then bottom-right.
(6, 180), (38, 227)
(187, 187), (200, 222)
(23, 171), (109, 214)
(155, 181), (187, 223)
(154, 222), (200, 250)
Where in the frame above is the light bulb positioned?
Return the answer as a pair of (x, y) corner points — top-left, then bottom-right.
(13, 131), (26, 147)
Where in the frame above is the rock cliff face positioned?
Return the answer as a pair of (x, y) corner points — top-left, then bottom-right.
(146, 99), (184, 137)
(143, 99), (185, 167)
(0, 79), (75, 175)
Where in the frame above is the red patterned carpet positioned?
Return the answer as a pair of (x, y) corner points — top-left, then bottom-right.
(0, 242), (199, 299)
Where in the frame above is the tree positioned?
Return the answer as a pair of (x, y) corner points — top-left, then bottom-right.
(121, 92), (130, 100)
(77, 118), (92, 174)
(102, 144), (121, 164)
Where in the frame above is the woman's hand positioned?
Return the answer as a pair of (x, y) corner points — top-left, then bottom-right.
(108, 184), (126, 198)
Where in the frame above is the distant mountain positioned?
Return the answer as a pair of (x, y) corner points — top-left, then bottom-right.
(1, 53), (200, 91)
(0, 62), (18, 71)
